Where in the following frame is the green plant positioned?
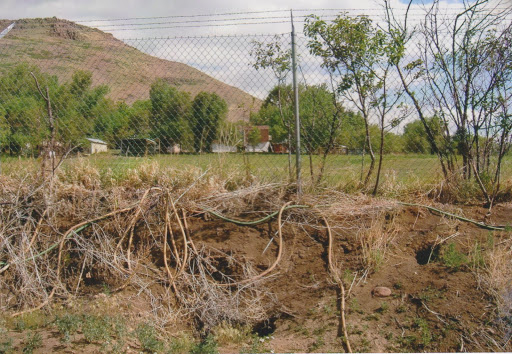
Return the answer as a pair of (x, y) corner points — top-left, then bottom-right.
(377, 301), (389, 314)
(440, 242), (468, 270)
(364, 313), (380, 321)
(190, 334), (218, 354)
(308, 334), (325, 352)
(418, 286), (445, 303)
(167, 333), (194, 353)
(54, 314), (81, 343)
(0, 329), (13, 354)
(350, 298), (364, 314)
(414, 318), (432, 347)
(212, 322), (251, 346)
(240, 335), (273, 354)
(101, 283), (111, 296)
(135, 323), (164, 353)
(82, 315), (112, 344)
(396, 304), (407, 313)
(22, 332), (42, 354)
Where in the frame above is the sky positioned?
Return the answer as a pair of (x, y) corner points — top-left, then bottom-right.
(1, 0), (481, 38)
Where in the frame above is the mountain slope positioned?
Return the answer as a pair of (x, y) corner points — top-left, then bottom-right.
(0, 18), (259, 122)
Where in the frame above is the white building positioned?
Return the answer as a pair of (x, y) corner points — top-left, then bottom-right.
(86, 138), (108, 154)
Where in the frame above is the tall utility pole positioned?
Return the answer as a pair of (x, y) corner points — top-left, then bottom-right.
(291, 10), (302, 196)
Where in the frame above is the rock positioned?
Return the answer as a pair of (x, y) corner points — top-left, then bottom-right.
(372, 286), (392, 297)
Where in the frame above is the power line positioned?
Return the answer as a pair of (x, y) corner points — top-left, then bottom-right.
(73, 6), (510, 24)
(75, 10), (292, 23)
(89, 15), (339, 29)
(99, 20), (294, 31)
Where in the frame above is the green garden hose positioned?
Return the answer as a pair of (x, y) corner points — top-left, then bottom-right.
(397, 202), (507, 231)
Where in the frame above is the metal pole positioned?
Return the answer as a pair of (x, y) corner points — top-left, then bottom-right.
(291, 10), (302, 196)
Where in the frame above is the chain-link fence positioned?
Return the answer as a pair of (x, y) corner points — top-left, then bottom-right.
(1, 3), (511, 196)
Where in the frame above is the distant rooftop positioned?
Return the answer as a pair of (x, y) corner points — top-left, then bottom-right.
(86, 138), (107, 145)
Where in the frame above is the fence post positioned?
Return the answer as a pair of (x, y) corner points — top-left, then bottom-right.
(291, 10), (302, 196)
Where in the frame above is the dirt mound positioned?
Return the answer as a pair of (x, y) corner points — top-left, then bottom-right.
(0, 168), (511, 352)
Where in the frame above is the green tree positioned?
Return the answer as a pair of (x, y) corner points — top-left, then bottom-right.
(247, 127), (262, 152)
(251, 37), (293, 177)
(150, 79), (191, 149)
(384, 0), (512, 205)
(0, 64), (112, 156)
(190, 92), (228, 153)
(305, 13), (405, 193)
(402, 117), (446, 154)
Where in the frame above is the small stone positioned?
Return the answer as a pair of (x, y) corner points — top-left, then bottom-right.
(372, 286), (392, 297)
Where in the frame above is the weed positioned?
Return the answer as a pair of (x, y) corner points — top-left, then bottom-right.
(349, 298), (364, 314)
(343, 269), (355, 285)
(439, 242), (468, 270)
(101, 283), (111, 296)
(54, 314), (81, 343)
(357, 214), (397, 274)
(414, 318), (432, 347)
(323, 303), (336, 316)
(135, 323), (164, 353)
(359, 336), (371, 352)
(396, 304), (407, 313)
(190, 334), (218, 354)
(22, 332), (42, 354)
(240, 335), (272, 354)
(418, 286), (444, 303)
(82, 315), (112, 343)
(14, 319), (26, 332)
(364, 313), (380, 321)
(0, 326), (13, 354)
(11, 312), (50, 331)
(348, 325), (363, 335)
(312, 325), (327, 336)
(376, 301), (389, 314)
(293, 324), (309, 336)
(393, 282), (403, 290)
(396, 335), (418, 351)
(308, 334), (325, 352)
(212, 322), (252, 346)
(469, 241), (486, 269)
(167, 333), (194, 353)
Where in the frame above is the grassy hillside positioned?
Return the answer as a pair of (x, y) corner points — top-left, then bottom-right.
(0, 18), (259, 121)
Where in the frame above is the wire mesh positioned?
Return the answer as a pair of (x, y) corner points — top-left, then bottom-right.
(0, 6), (511, 193)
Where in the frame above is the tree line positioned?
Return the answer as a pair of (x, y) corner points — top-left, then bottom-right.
(0, 63), (228, 155)
(0, 62), (450, 160)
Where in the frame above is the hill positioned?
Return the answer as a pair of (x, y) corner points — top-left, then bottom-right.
(0, 18), (259, 122)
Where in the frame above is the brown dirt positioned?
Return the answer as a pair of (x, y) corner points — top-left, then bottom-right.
(1, 201), (511, 353)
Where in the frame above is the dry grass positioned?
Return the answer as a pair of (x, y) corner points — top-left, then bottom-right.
(478, 235), (512, 321)
(0, 159), (399, 334)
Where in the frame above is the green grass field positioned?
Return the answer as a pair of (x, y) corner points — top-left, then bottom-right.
(0, 151), (472, 191)
(2, 151), (510, 192)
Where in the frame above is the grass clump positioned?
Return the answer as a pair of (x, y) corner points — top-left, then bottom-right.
(135, 323), (164, 353)
(439, 242), (468, 271)
(414, 317), (432, 347)
(190, 334), (218, 354)
(54, 314), (81, 343)
(21, 332), (42, 354)
(0, 321), (13, 354)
